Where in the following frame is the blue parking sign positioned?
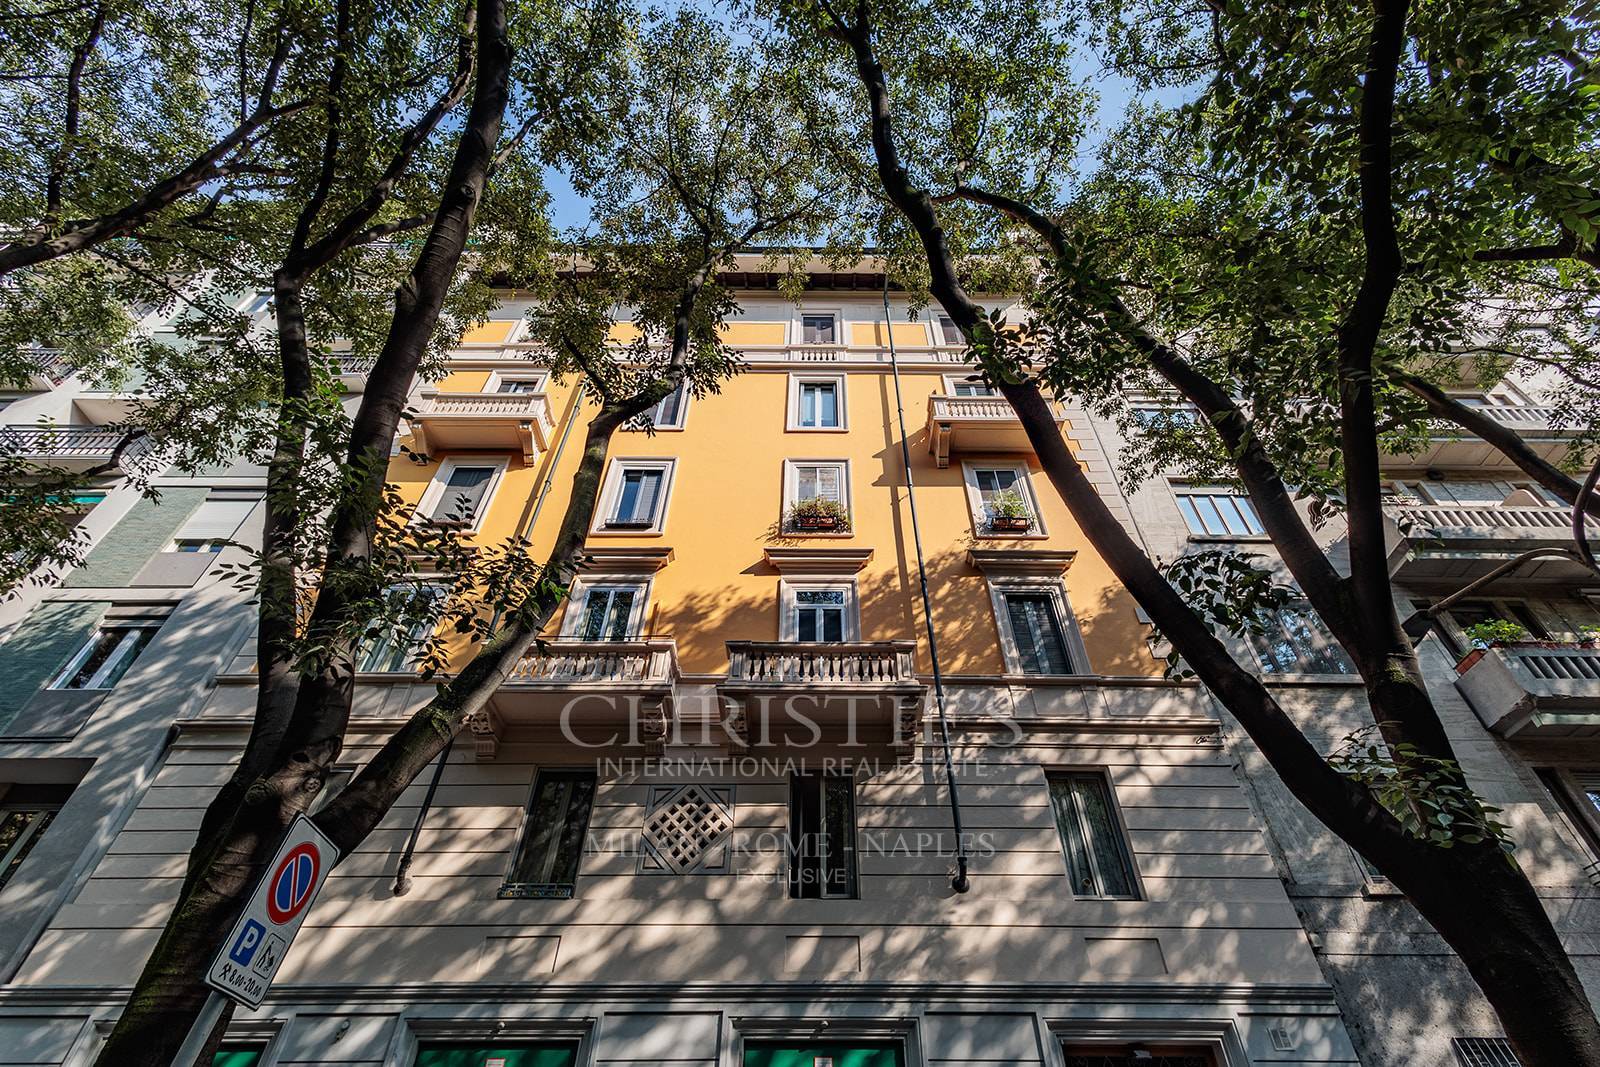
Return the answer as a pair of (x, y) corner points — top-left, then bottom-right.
(228, 919), (265, 967)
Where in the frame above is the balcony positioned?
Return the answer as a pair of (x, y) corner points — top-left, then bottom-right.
(720, 640), (925, 747)
(408, 389), (555, 461)
(327, 355), (376, 392)
(19, 348), (75, 389)
(474, 637), (679, 755)
(1456, 643), (1600, 738)
(0, 425), (150, 470)
(1381, 406), (1576, 470)
(1384, 502), (1597, 583)
(925, 395), (1068, 467)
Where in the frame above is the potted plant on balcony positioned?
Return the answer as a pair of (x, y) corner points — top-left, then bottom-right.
(1456, 619), (1530, 674)
(787, 496), (851, 532)
(1579, 625), (1600, 650)
(985, 489), (1033, 533)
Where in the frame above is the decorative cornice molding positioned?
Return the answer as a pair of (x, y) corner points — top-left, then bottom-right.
(763, 546), (875, 575)
(966, 548), (1076, 577)
(578, 546), (675, 573)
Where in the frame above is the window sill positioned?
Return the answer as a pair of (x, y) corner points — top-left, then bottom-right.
(976, 529), (1050, 540)
(1186, 534), (1271, 544)
(1259, 673), (1364, 685)
(498, 882), (576, 900)
(785, 425), (849, 433)
(781, 529), (855, 539)
(591, 527), (665, 537)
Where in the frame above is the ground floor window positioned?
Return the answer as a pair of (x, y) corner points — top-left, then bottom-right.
(744, 1043), (904, 1067)
(414, 1044), (578, 1067)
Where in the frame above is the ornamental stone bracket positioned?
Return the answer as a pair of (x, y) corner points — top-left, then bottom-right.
(464, 706), (502, 760)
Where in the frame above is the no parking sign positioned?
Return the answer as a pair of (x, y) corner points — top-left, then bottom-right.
(205, 815), (339, 1008)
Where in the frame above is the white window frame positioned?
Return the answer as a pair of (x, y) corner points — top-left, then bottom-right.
(793, 308), (844, 347)
(934, 313), (963, 346)
(413, 457), (509, 533)
(591, 457), (677, 536)
(781, 458), (853, 536)
(484, 369), (549, 394)
(49, 623), (159, 691)
(1172, 483), (1267, 539)
(961, 461), (1048, 538)
(941, 373), (995, 396)
(237, 291), (273, 316)
(357, 581), (448, 674)
(779, 578), (861, 641)
(560, 576), (652, 639)
(787, 372), (848, 431)
(625, 378), (690, 432)
(987, 578), (1091, 676)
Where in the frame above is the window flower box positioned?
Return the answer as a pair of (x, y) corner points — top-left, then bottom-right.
(786, 497), (851, 534)
(988, 515), (1034, 533)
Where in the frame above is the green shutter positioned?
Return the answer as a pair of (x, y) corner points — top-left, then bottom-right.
(414, 1044), (577, 1067)
(212, 1051), (262, 1067)
(743, 1044), (904, 1067)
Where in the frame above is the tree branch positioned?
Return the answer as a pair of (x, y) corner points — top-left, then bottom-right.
(44, 0), (105, 221)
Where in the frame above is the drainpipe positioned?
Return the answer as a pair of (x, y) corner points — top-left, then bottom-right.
(394, 379), (589, 897)
(882, 280), (971, 894)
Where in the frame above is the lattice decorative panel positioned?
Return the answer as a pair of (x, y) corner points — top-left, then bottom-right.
(640, 784), (735, 873)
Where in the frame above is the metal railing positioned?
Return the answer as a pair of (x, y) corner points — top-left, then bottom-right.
(1508, 645), (1600, 682)
(23, 348), (75, 386)
(506, 638), (677, 685)
(0, 425), (128, 457)
(726, 640), (917, 685)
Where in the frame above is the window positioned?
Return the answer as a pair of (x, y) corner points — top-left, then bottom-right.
(952, 380), (994, 397)
(593, 459), (675, 535)
(789, 772), (857, 898)
(801, 313), (838, 345)
(1175, 486), (1265, 537)
(238, 291), (272, 316)
(964, 463), (1042, 535)
(788, 374), (846, 430)
(50, 622), (158, 690)
(357, 584), (445, 673)
(169, 496), (255, 553)
(1001, 591), (1075, 674)
(0, 785), (70, 891)
(629, 379), (688, 431)
(419, 461), (503, 529)
(493, 375), (546, 394)
(503, 769), (596, 898)
(1131, 403), (1199, 429)
(783, 460), (851, 533)
(1538, 767), (1600, 863)
(796, 589), (845, 641)
(564, 582), (646, 640)
(937, 314), (962, 345)
(1397, 479), (1563, 508)
(1047, 772), (1138, 898)
(1250, 602), (1355, 675)
(1451, 1038), (1521, 1067)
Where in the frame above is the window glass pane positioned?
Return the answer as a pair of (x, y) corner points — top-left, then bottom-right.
(1191, 495), (1226, 535)
(0, 807), (58, 889)
(1252, 604), (1354, 674)
(1070, 775), (1136, 897)
(431, 466), (494, 522)
(802, 315), (836, 344)
(58, 626), (155, 690)
(800, 382), (839, 427)
(614, 469), (663, 524)
(796, 465), (841, 503)
(938, 316), (962, 344)
(1006, 594), (1072, 674)
(358, 585), (444, 672)
(91, 628), (155, 688)
(579, 588), (636, 640)
(509, 771), (596, 891)
(789, 774), (857, 899)
(1175, 496), (1206, 535)
(1048, 773), (1137, 898)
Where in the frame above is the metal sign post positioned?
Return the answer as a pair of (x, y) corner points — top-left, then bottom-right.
(173, 815), (340, 1065)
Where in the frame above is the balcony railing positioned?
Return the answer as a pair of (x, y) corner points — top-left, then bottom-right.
(21, 348), (75, 388)
(926, 394), (1067, 467)
(1388, 503), (1587, 539)
(409, 391), (555, 460)
(507, 637), (677, 685)
(1457, 643), (1600, 737)
(1, 425), (129, 459)
(725, 640), (918, 687)
(1470, 405), (1562, 431)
